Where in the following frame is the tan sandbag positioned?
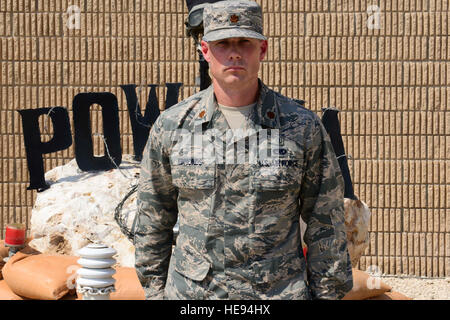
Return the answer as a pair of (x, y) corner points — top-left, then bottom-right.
(0, 241), (7, 279)
(0, 241), (8, 259)
(60, 292), (79, 300)
(0, 239), (39, 279)
(342, 269), (392, 300)
(76, 267), (145, 300)
(111, 267), (146, 300)
(2, 251), (80, 300)
(367, 291), (413, 300)
(0, 280), (24, 300)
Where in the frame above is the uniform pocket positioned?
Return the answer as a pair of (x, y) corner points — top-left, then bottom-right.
(250, 252), (309, 298)
(251, 161), (301, 191)
(251, 164), (301, 235)
(171, 165), (215, 190)
(170, 165), (215, 254)
(172, 245), (211, 282)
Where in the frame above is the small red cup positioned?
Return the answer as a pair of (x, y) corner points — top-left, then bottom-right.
(4, 223), (26, 246)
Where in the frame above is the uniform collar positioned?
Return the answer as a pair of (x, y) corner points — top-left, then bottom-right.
(193, 79), (280, 129)
(251, 80), (280, 129)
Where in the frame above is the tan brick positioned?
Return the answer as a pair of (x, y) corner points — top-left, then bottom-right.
(413, 232), (420, 256)
(384, 232), (390, 256)
(377, 232), (383, 256)
(430, 258), (439, 277)
(438, 257), (445, 277)
(432, 233), (439, 257)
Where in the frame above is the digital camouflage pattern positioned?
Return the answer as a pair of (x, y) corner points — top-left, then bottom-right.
(202, 0), (267, 42)
(134, 80), (353, 300)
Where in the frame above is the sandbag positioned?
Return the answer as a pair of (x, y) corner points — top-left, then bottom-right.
(0, 280), (25, 300)
(342, 269), (392, 300)
(0, 239), (39, 279)
(2, 251), (80, 300)
(367, 291), (412, 300)
(0, 241), (8, 259)
(76, 267), (145, 300)
(0, 241), (8, 278)
(111, 267), (145, 300)
(60, 292), (79, 300)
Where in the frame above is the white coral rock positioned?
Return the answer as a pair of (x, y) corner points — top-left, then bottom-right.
(299, 197), (371, 267)
(344, 198), (371, 266)
(29, 155), (140, 267)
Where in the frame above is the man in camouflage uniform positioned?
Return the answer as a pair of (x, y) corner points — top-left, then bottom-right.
(134, 0), (353, 300)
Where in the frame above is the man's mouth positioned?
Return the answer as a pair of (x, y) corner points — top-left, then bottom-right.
(225, 66), (245, 71)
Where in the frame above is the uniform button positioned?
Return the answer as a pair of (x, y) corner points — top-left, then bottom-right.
(267, 111), (275, 119)
(199, 110), (206, 118)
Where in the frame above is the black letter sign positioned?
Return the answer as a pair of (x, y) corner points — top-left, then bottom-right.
(73, 92), (122, 171)
(17, 107), (72, 191)
(121, 83), (182, 161)
(321, 108), (357, 200)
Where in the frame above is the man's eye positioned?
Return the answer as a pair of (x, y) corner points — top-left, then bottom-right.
(215, 41), (227, 47)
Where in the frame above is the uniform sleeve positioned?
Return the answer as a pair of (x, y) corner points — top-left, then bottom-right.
(298, 116), (353, 300)
(134, 116), (178, 300)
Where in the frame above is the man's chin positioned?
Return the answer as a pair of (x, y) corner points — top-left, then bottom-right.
(213, 75), (255, 89)
(222, 75), (245, 86)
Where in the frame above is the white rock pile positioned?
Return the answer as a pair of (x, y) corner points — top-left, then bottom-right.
(29, 155), (140, 267)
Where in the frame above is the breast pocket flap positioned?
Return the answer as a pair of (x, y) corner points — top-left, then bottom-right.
(171, 165), (215, 190)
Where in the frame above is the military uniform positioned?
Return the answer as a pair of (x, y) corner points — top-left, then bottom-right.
(134, 0), (353, 300)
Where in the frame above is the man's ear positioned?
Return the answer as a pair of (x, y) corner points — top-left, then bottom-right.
(259, 40), (268, 61)
(201, 40), (211, 62)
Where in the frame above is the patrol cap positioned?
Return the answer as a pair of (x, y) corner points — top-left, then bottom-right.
(202, 0), (266, 42)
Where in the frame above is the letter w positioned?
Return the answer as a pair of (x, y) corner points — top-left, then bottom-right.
(121, 83), (182, 161)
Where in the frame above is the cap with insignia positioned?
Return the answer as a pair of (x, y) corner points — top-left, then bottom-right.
(202, 0), (266, 42)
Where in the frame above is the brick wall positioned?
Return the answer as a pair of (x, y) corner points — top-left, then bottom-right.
(0, 0), (448, 277)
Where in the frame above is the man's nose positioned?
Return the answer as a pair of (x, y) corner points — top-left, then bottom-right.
(228, 44), (242, 60)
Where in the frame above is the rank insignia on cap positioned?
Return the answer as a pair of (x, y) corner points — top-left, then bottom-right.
(229, 14), (239, 23)
(267, 111), (275, 119)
